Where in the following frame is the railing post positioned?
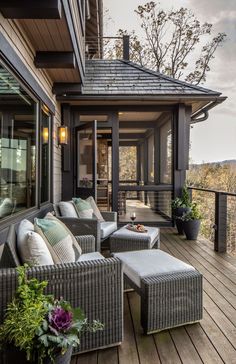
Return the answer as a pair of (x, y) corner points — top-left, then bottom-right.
(214, 192), (227, 252)
(123, 35), (130, 61)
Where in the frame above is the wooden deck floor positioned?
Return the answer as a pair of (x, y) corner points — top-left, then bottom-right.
(72, 228), (236, 364)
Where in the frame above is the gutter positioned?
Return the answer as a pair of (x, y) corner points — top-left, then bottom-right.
(191, 97), (227, 124)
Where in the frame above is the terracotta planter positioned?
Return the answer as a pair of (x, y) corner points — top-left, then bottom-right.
(182, 219), (201, 240)
(173, 207), (190, 234)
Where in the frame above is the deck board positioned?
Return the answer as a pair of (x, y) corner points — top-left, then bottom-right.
(71, 228), (236, 364)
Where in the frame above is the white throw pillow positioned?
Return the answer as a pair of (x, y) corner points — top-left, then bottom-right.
(59, 201), (78, 218)
(22, 231), (54, 266)
(17, 219), (34, 259)
(86, 196), (105, 222)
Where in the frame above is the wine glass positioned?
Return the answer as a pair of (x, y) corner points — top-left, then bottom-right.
(130, 212), (136, 226)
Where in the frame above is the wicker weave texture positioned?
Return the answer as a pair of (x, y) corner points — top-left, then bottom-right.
(75, 235), (95, 253)
(140, 270), (203, 334)
(0, 258), (123, 353)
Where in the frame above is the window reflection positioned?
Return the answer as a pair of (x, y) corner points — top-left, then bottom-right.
(0, 63), (37, 219)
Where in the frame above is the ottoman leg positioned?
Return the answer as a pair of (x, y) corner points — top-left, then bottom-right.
(141, 270), (203, 334)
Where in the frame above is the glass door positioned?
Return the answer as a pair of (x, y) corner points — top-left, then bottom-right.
(76, 121), (97, 200)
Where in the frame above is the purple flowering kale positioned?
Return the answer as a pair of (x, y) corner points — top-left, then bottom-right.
(49, 307), (73, 333)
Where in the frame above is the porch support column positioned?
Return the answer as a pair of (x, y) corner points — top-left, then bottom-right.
(112, 113), (119, 212)
(61, 103), (74, 200)
(173, 104), (191, 198)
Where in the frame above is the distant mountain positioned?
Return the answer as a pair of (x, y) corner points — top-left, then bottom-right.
(190, 159), (236, 170)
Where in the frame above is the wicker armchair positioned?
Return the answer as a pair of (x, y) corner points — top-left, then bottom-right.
(54, 203), (117, 251)
(0, 224), (123, 356)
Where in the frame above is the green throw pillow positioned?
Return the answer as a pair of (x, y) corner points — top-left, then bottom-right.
(72, 197), (93, 218)
(34, 216), (82, 264)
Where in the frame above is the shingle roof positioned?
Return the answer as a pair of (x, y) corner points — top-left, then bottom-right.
(83, 59), (221, 96)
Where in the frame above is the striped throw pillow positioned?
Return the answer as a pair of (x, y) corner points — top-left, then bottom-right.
(34, 216), (82, 264)
(72, 198), (93, 218)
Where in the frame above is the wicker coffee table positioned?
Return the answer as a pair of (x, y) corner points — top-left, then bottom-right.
(114, 249), (203, 334)
(110, 225), (160, 253)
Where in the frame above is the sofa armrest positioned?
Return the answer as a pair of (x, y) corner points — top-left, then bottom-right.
(75, 235), (95, 253)
(0, 258), (123, 353)
(57, 217), (101, 251)
(101, 211), (117, 222)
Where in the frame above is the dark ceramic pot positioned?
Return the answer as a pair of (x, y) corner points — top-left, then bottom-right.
(173, 207), (191, 234)
(2, 346), (73, 364)
(182, 219), (201, 240)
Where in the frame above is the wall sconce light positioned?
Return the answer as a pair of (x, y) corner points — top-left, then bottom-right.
(42, 127), (49, 144)
(58, 126), (68, 145)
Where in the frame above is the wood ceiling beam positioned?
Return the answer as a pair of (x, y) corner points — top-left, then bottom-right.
(52, 83), (82, 95)
(34, 52), (75, 69)
(0, 0), (62, 19)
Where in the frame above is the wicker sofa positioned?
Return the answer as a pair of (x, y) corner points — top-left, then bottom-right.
(54, 203), (117, 251)
(0, 224), (123, 356)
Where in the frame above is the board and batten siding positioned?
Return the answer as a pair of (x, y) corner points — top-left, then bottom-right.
(0, 15), (62, 203)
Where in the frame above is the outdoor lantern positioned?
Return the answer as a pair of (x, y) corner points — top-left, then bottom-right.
(58, 126), (68, 145)
(42, 127), (49, 144)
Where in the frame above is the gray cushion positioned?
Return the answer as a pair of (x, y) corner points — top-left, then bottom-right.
(111, 225), (159, 243)
(78, 252), (104, 262)
(113, 249), (195, 288)
(100, 221), (117, 239)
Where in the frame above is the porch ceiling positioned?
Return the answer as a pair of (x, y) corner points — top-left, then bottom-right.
(17, 11), (82, 83)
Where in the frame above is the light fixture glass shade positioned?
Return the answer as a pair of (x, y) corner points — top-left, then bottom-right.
(58, 126), (68, 145)
(42, 127), (49, 144)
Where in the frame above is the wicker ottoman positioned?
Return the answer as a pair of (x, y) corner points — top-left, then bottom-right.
(114, 249), (203, 334)
(110, 225), (160, 253)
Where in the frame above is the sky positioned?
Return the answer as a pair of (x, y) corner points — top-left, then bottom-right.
(103, 0), (236, 164)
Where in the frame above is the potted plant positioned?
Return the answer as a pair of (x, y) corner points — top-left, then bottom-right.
(180, 202), (203, 240)
(172, 185), (191, 234)
(0, 265), (103, 364)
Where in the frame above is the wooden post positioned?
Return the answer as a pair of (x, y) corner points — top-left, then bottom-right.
(112, 113), (119, 212)
(214, 193), (227, 252)
(173, 104), (191, 198)
(61, 103), (74, 200)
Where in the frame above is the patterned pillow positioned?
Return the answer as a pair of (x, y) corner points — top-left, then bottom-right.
(72, 198), (93, 219)
(34, 216), (82, 264)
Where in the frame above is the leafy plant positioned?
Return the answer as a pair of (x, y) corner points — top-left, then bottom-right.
(172, 185), (192, 209)
(0, 265), (103, 363)
(180, 202), (203, 221)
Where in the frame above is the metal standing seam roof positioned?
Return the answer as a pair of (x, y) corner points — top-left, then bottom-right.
(83, 59), (221, 97)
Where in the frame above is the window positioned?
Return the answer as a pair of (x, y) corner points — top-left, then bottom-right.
(0, 61), (52, 221)
(0, 63), (38, 219)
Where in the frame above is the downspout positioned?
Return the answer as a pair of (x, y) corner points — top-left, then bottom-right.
(191, 110), (209, 124)
(191, 99), (226, 124)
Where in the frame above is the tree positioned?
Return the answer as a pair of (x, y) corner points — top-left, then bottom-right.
(107, 2), (226, 85)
